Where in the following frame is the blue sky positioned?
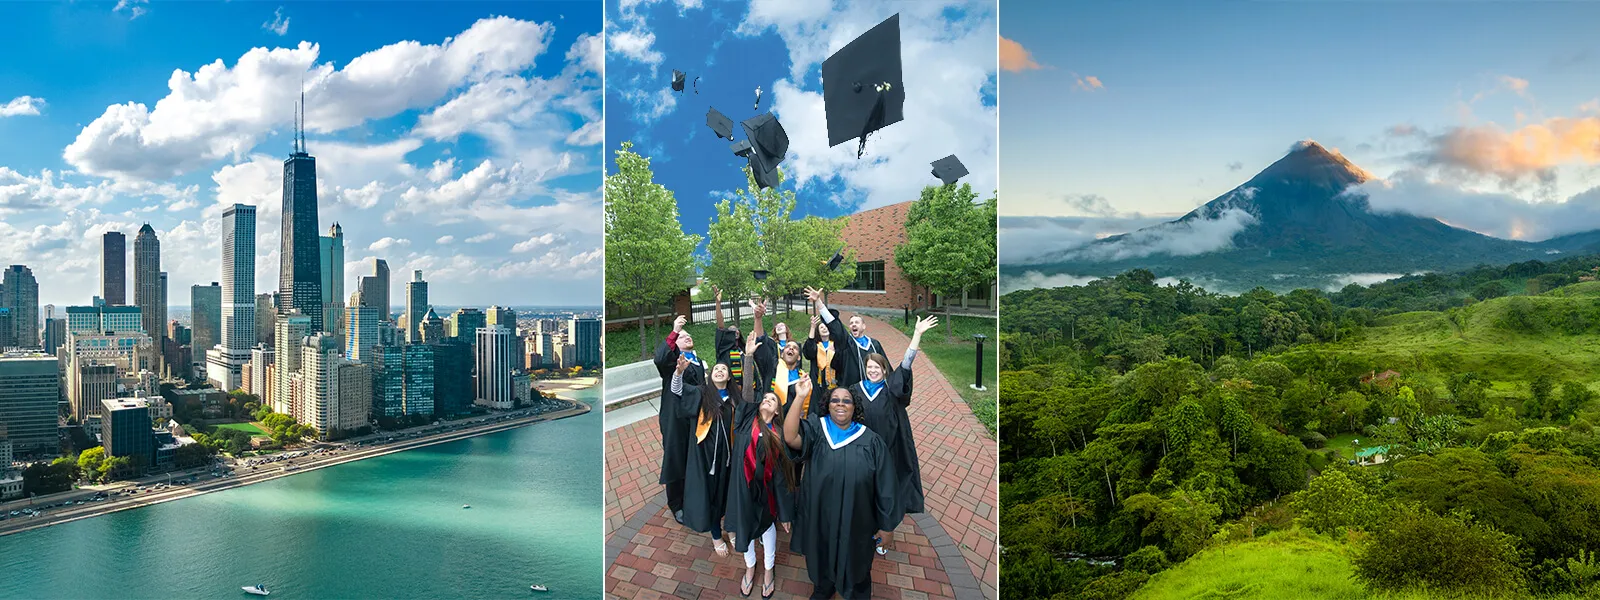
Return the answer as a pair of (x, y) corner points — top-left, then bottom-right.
(1001, 1), (1600, 263)
(605, 0), (997, 246)
(0, 1), (603, 307)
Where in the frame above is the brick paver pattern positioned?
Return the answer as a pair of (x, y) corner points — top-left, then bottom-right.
(605, 313), (998, 599)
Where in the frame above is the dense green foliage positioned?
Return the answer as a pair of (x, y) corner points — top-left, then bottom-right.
(1001, 269), (1600, 599)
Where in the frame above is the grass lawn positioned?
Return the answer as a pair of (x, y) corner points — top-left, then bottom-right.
(214, 422), (268, 436)
(892, 313), (998, 437)
(606, 311), (815, 368)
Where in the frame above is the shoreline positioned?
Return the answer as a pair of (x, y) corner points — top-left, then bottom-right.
(1, 380), (597, 538)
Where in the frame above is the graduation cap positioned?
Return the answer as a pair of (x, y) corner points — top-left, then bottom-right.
(671, 70), (686, 92)
(707, 107), (734, 140)
(731, 140), (753, 157)
(821, 14), (905, 158)
(931, 155), (969, 186)
(751, 269), (770, 281)
(825, 249), (845, 271)
(740, 113), (789, 189)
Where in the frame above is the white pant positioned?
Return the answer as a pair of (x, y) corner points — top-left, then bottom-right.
(743, 524), (778, 569)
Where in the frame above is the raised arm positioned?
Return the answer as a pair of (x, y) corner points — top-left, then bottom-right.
(904, 315), (937, 369)
(713, 286), (725, 330)
(741, 331), (759, 403)
(807, 287), (848, 342)
(749, 297), (766, 340)
(784, 374), (810, 451)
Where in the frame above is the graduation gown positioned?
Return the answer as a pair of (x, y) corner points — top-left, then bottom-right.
(681, 386), (734, 535)
(802, 338), (845, 394)
(653, 337), (704, 485)
(853, 366), (922, 524)
(724, 392), (796, 552)
(788, 415), (896, 590)
(753, 337), (806, 416)
(714, 328), (746, 381)
(822, 317), (885, 389)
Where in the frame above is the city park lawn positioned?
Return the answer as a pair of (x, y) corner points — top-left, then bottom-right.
(606, 311), (814, 368)
(892, 313), (998, 436)
(213, 422), (269, 437)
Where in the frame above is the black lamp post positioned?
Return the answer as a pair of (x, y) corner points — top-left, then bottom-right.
(971, 334), (988, 391)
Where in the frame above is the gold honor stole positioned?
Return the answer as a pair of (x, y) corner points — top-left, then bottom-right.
(772, 365), (794, 410)
(817, 341), (836, 388)
(696, 390), (728, 442)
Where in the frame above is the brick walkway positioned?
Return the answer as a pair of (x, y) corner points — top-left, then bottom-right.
(604, 313), (998, 599)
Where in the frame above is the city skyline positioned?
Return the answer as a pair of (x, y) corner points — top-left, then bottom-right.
(0, 2), (603, 307)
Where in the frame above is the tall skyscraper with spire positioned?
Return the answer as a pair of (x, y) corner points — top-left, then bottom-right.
(320, 223), (344, 338)
(133, 225), (165, 353)
(280, 90), (322, 333)
(2, 265), (38, 348)
(210, 204), (257, 391)
(102, 231), (126, 305)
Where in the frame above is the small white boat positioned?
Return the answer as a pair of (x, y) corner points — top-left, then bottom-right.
(462, 504), (471, 509)
(530, 584), (548, 592)
(242, 584), (270, 596)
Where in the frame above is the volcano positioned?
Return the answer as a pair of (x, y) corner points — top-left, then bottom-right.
(1011, 141), (1561, 292)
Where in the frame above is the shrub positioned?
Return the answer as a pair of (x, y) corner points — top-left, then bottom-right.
(1124, 545), (1169, 574)
(1353, 506), (1526, 597)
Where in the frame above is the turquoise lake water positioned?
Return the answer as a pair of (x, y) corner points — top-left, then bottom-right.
(0, 386), (602, 599)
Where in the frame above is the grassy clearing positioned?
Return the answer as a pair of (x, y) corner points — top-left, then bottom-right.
(214, 422), (268, 436)
(890, 313), (998, 436)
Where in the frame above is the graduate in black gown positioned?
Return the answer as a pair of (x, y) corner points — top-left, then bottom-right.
(803, 313), (845, 394)
(852, 315), (937, 552)
(652, 314), (702, 523)
(711, 286), (746, 381)
(725, 331), (796, 598)
(806, 287), (885, 389)
(783, 377), (896, 600)
(749, 299), (804, 416)
(676, 357), (736, 556)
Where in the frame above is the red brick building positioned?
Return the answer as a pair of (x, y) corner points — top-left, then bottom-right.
(830, 200), (996, 313)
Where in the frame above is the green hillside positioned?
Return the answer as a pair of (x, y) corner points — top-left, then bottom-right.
(1284, 283), (1600, 386)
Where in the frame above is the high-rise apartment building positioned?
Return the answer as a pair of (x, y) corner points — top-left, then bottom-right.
(485, 306), (516, 331)
(334, 360), (371, 436)
(474, 326), (515, 410)
(299, 334), (340, 438)
(2, 266), (39, 349)
(320, 223), (344, 339)
(401, 344), (433, 416)
(255, 293), (277, 346)
(250, 346), (275, 408)
(273, 312), (313, 416)
(449, 308), (486, 344)
(346, 292), (379, 364)
(212, 204), (257, 392)
(65, 305), (143, 335)
(0, 354), (62, 456)
(190, 282), (222, 360)
(405, 271), (427, 343)
(372, 344), (404, 420)
(361, 258), (390, 322)
(570, 316), (601, 368)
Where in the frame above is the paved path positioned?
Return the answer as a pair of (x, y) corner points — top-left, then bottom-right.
(604, 313), (998, 599)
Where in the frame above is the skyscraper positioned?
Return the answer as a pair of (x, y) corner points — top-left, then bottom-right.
(191, 282), (221, 378)
(334, 360), (372, 436)
(362, 258), (390, 322)
(346, 292), (379, 364)
(401, 344), (434, 416)
(485, 306), (516, 330)
(299, 334), (340, 437)
(373, 344), (404, 420)
(213, 204), (257, 392)
(420, 308), (447, 344)
(2, 266), (39, 348)
(0, 354), (61, 456)
(280, 96), (322, 333)
(101, 398), (153, 471)
(406, 270), (428, 343)
(474, 326), (515, 410)
(571, 316), (602, 368)
(255, 293), (277, 346)
(133, 225), (164, 350)
(273, 312), (313, 416)
(320, 223), (345, 338)
(250, 345), (275, 408)
(102, 231), (126, 306)
(431, 340), (472, 416)
(449, 308), (486, 343)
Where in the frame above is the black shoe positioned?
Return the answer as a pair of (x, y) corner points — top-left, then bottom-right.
(673, 510), (684, 525)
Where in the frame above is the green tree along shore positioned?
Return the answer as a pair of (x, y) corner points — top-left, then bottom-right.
(1000, 268), (1600, 600)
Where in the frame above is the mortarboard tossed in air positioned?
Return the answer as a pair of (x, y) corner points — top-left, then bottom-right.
(826, 249), (845, 271)
(822, 14), (906, 158)
(751, 269), (770, 281)
(731, 140), (753, 158)
(671, 70), (686, 92)
(753, 86), (763, 111)
(707, 107), (735, 140)
(930, 155), (969, 186)
(739, 113), (789, 189)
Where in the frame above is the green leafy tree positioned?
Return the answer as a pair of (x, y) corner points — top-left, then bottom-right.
(703, 196), (760, 323)
(1531, 375), (1555, 419)
(1123, 490), (1222, 559)
(1558, 381), (1593, 421)
(1291, 469), (1380, 534)
(77, 446), (106, 480)
(605, 141), (702, 359)
(1353, 506), (1526, 597)
(895, 183), (997, 339)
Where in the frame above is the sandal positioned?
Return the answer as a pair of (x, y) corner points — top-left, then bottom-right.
(741, 569), (754, 597)
(761, 571), (776, 599)
(714, 539), (729, 557)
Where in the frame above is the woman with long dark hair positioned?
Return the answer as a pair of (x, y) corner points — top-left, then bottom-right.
(674, 355), (737, 556)
(783, 377), (895, 599)
(725, 332), (796, 598)
(853, 314), (937, 553)
(803, 312), (845, 395)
